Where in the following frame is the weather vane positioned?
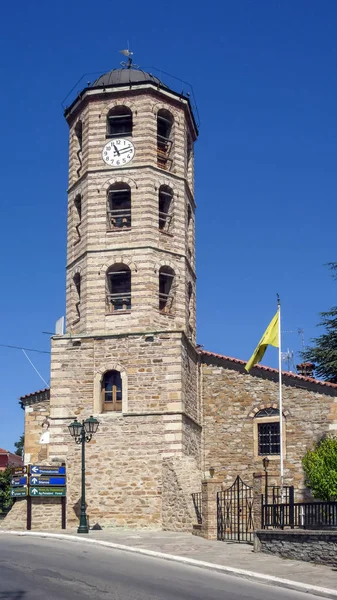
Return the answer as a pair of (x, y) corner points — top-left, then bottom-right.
(120, 48), (139, 69)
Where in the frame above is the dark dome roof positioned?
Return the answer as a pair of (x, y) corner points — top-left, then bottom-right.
(92, 68), (166, 88)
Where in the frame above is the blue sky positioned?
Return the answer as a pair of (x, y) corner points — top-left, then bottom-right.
(1, 0), (336, 452)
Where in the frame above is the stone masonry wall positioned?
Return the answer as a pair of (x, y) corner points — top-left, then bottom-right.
(24, 399), (50, 465)
(46, 331), (199, 528)
(162, 456), (201, 532)
(201, 356), (337, 497)
(66, 88), (196, 338)
(255, 529), (337, 568)
(1, 498), (64, 531)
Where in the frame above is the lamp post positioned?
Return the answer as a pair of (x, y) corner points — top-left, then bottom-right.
(68, 416), (99, 534)
(262, 456), (269, 504)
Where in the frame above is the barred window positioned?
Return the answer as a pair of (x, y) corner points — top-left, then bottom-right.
(157, 109), (173, 170)
(258, 422), (280, 455)
(159, 266), (175, 314)
(159, 185), (173, 232)
(107, 106), (132, 138)
(107, 184), (131, 230)
(106, 264), (131, 312)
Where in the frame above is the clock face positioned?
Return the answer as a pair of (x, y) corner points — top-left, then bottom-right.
(102, 138), (135, 167)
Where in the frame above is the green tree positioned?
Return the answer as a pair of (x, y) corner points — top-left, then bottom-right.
(302, 263), (337, 382)
(302, 435), (337, 501)
(14, 434), (24, 457)
(0, 468), (12, 512)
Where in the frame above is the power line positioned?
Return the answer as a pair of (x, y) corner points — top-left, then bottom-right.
(0, 343), (50, 354)
(22, 350), (49, 388)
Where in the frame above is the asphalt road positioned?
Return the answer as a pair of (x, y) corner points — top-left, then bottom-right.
(0, 534), (327, 600)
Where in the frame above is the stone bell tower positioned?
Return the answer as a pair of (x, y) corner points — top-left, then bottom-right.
(47, 55), (201, 529)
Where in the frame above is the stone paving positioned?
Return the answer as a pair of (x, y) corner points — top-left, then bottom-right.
(38, 528), (337, 592)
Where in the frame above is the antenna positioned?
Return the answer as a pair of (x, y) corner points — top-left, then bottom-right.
(281, 348), (295, 372)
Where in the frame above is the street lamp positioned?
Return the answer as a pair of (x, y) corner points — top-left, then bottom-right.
(262, 456), (269, 504)
(68, 416), (99, 534)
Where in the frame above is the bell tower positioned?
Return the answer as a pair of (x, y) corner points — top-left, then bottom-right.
(48, 56), (201, 528)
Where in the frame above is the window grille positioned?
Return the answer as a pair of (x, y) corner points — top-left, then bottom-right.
(256, 407), (279, 418)
(107, 107), (132, 138)
(107, 186), (131, 230)
(258, 422), (280, 455)
(106, 266), (131, 312)
(159, 186), (173, 232)
(159, 267), (175, 313)
(157, 110), (173, 170)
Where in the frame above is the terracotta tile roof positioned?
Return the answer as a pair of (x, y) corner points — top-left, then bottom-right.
(199, 349), (337, 390)
(19, 387), (50, 400)
(0, 448), (8, 453)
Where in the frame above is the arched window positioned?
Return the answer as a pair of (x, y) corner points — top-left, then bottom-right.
(158, 185), (173, 232)
(159, 266), (175, 313)
(107, 183), (131, 230)
(101, 370), (122, 412)
(106, 264), (131, 312)
(157, 109), (173, 170)
(188, 281), (193, 327)
(74, 121), (83, 178)
(255, 408), (280, 456)
(187, 204), (193, 256)
(107, 106), (132, 138)
(73, 273), (81, 321)
(75, 121), (83, 150)
(74, 194), (82, 242)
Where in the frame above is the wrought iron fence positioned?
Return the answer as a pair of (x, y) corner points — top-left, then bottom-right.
(217, 476), (254, 543)
(262, 500), (337, 530)
(271, 485), (293, 505)
(191, 492), (202, 524)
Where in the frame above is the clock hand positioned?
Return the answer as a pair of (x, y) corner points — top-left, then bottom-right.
(118, 147), (132, 155)
(113, 143), (120, 156)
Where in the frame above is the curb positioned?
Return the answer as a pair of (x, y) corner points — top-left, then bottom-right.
(1, 530), (336, 600)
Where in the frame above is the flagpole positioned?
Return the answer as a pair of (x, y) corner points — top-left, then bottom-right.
(277, 294), (284, 501)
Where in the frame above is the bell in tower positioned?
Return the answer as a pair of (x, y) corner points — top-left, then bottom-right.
(49, 53), (201, 529)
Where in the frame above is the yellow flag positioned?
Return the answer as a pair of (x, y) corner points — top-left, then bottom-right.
(245, 311), (279, 372)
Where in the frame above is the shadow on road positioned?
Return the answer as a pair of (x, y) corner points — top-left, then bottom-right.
(0, 593), (26, 599)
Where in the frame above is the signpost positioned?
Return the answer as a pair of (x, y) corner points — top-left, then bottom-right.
(9, 464), (67, 530)
(13, 466), (27, 476)
(29, 487), (66, 497)
(29, 465), (66, 476)
(11, 476), (28, 487)
(29, 476), (66, 486)
(10, 487), (27, 498)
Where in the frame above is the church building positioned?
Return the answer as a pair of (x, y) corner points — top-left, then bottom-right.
(4, 59), (337, 533)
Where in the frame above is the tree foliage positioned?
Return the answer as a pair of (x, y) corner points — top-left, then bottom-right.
(14, 434), (24, 457)
(302, 263), (337, 382)
(302, 435), (337, 501)
(0, 468), (12, 512)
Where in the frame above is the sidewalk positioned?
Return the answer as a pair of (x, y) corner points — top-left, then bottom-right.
(3, 528), (337, 598)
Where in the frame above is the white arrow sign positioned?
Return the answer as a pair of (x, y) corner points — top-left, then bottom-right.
(11, 490), (14, 496)
(31, 477), (39, 484)
(31, 466), (39, 473)
(31, 488), (38, 495)
(11, 479), (15, 485)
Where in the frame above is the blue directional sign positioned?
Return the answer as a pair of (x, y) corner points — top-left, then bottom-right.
(29, 465), (66, 476)
(11, 476), (27, 487)
(29, 476), (66, 486)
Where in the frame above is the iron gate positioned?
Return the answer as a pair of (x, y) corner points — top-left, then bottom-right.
(217, 475), (254, 543)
